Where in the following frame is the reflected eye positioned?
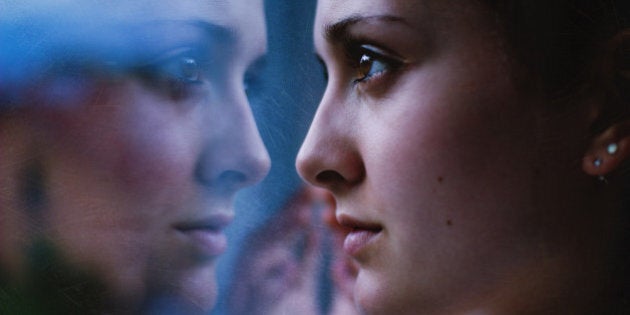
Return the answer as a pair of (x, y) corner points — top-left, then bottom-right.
(154, 53), (204, 85)
(178, 57), (202, 83)
(351, 44), (402, 84)
(136, 48), (208, 100)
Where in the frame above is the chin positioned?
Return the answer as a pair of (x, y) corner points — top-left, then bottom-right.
(141, 264), (218, 314)
(354, 270), (419, 315)
(180, 265), (219, 312)
(353, 270), (387, 315)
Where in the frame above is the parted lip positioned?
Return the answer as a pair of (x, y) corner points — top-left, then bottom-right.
(338, 213), (383, 257)
(337, 213), (383, 232)
(173, 213), (233, 232)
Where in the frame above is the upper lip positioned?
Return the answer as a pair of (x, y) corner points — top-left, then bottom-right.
(337, 213), (382, 232)
(173, 213), (234, 232)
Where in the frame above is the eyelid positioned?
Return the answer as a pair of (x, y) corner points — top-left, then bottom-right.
(142, 46), (202, 66)
(355, 44), (402, 62)
(141, 46), (210, 84)
(341, 33), (404, 61)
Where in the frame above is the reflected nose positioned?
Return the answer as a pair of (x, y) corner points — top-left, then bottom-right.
(295, 90), (364, 194)
(195, 86), (270, 192)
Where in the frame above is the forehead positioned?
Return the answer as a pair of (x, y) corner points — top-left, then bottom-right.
(4, 0), (266, 54)
(316, 0), (423, 19)
(123, 0), (267, 54)
(5, 0), (264, 25)
(114, 0), (264, 32)
(313, 0), (426, 50)
(314, 0), (427, 29)
(313, 0), (493, 50)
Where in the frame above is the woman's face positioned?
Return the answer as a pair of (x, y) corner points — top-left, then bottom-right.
(298, 0), (599, 314)
(0, 0), (269, 312)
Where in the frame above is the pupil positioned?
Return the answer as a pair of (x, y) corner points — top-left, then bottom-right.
(180, 57), (199, 81)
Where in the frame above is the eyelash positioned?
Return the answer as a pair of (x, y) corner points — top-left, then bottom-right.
(347, 44), (403, 85)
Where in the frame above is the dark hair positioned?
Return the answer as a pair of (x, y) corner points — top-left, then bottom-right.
(486, 2), (630, 311)
(484, 1), (629, 103)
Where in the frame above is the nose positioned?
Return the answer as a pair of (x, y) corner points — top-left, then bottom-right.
(295, 89), (364, 194)
(195, 83), (270, 193)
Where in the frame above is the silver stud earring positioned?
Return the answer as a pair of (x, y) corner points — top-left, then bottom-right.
(593, 158), (607, 183)
(607, 143), (618, 155)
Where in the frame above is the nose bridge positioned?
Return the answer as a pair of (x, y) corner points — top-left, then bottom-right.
(296, 86), (364, 190)
(195, 80), (270, 191)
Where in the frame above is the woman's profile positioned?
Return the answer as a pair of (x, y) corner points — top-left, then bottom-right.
(0, 0), (269, 314)
(297, 1), (630, 314)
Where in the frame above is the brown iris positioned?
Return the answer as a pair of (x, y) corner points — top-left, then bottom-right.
(357, 53), (373, 80)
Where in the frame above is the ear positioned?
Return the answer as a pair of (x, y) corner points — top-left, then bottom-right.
(582, 122), (630, 177)
(582, 30), (630, 178)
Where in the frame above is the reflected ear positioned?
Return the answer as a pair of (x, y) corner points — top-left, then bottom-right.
(582, 30), (630, 178)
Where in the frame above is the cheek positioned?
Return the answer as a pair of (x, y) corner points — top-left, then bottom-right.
(35, 91), (203, 295)
(363, 63), (542, 254)
(112, 114), (198, 194)
(45, 91), (200, 197)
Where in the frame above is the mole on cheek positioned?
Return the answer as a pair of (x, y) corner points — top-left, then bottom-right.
(446, 219), (453, 227)
(437, 176), (444, 183)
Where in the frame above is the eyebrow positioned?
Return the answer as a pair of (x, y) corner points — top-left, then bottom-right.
(324, 14), (410, 43)
(131, 19), (237, 50)
(188, 20), (236, 46)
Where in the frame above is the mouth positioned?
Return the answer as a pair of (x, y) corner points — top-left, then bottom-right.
(173, 214), (233, 258)
(337, 214), (383, 257)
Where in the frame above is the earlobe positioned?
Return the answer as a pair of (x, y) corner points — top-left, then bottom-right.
(582, 124), (630, 177)
(582, 29), (630, 179)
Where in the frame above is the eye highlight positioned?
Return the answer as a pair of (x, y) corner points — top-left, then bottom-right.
(350, 44), (403, 84)
(148, 50), (205, 85)
(178, 56), (203, 83)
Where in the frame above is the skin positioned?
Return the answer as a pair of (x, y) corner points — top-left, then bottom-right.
(297, 1), (629, 314)
(0, 0), (269, 313)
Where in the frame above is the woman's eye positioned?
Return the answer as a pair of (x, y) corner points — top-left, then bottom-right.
(157, 54), (204, 85)
(135, 49), (208, 101)
(351, 44), (402, 84)
(177, 57), (203, 83)
(356, 53), (387, 82)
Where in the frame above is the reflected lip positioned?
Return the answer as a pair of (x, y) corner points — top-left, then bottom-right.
(337, 214), (383, 257)
(173, 213), (233, 258)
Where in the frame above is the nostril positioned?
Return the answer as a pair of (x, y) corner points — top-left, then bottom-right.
(316, 170), (345, 185)
(219, 170), (247, 183)
(215, 170), (248, 191)
(194, 158), (248, 190)
(194, 144), (269, 191)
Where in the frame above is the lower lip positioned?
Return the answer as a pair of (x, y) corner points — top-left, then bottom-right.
(343, 229), (380, 256)
(181, 230), (228, 257)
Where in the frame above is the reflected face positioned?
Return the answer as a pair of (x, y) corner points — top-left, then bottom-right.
(0, 0), (269, 313)
(298, 0), (595, 314)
